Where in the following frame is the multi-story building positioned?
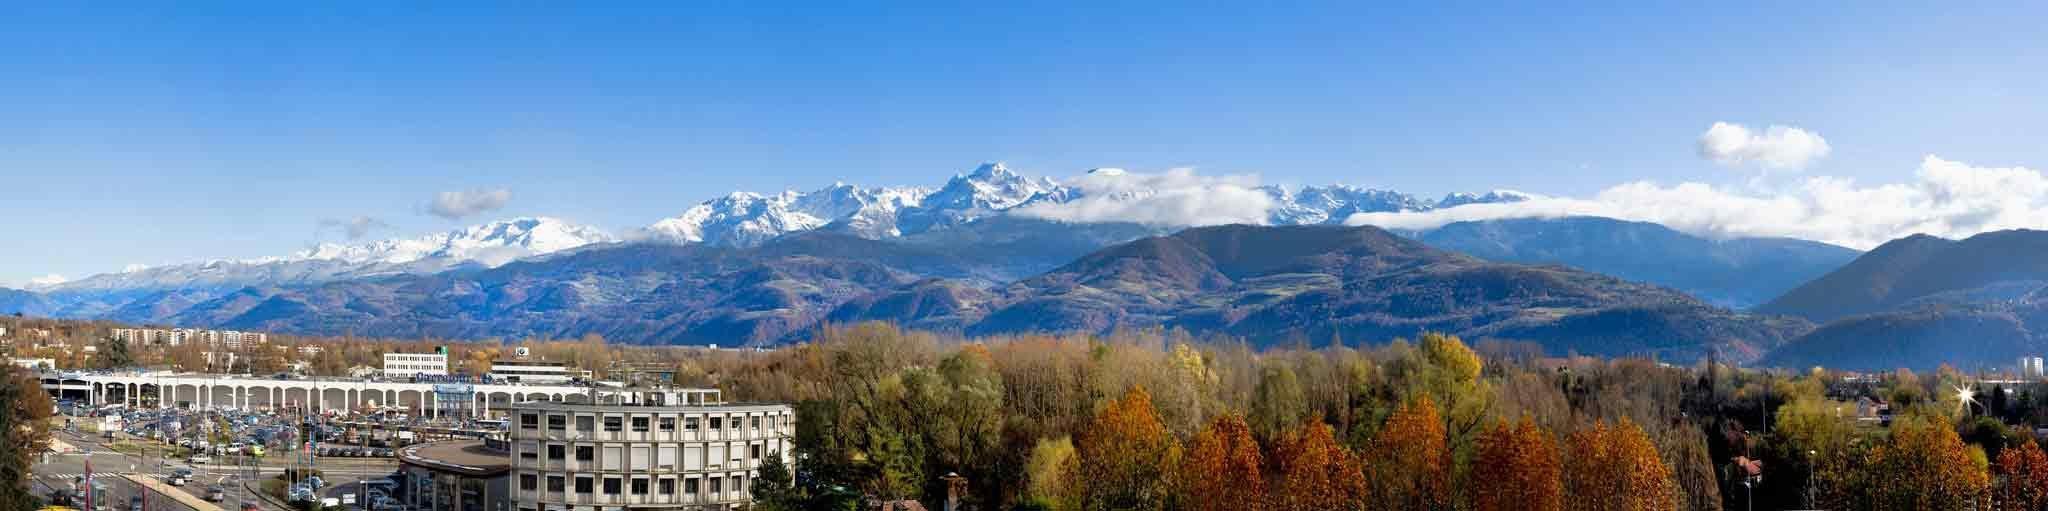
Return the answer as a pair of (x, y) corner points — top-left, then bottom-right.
(491, 360), (578, 384)
(387, 352), (452, 378)
(504, 389), (794, 511)
(110, 327), (267, 349)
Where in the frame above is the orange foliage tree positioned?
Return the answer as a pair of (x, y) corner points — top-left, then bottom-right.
(1365, 396), (1450, 511)
(1857, 419), (1989, 510)
(1471, 416), (1562, 511)
(1996, 439), (2048, 511)
(1179, 414), (1266, 511)
(1270, 421), (1370, 511)
(1077, 385), (1181, 511)
(1562, 419), (1675, 511)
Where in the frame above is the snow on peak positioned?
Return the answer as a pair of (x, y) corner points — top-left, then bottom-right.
(640, 182), (930, 247)
(286, 217), (616, 267)
(1436, 190), (1540, 209)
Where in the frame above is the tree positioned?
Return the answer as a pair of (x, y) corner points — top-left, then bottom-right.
(0, 366), (53, 511)
(1251, 363), (1308, 441)
(1471, 417), (1562, 511)
(1857, 417), (1989, 510)
(750, 451), (799, 510)
(1562, 419), (1676, 511)
(1271, 421), (1369, 511)
(1179, 414), (1265, 511)
(1365, 396), (1449, 511)
(1023, 437), (1079, 511)
(96, 338), (133, 369)
(1995, 439), (2048, 511)
(1076, 385), (1180, 511)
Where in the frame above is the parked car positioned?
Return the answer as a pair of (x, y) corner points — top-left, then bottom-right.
(188, 454), (212, 464)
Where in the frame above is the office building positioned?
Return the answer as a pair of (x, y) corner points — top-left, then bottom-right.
(505, 389), (794, 511)
(491, 360), (578, 384)
(387, 352), (452, 378)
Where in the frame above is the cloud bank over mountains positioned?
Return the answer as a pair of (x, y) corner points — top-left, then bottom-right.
(1011, 167), (1277, 227)
(1347, 155), (2048, 250)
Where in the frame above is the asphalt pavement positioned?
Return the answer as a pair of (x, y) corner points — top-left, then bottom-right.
(45, 430), (403, 511)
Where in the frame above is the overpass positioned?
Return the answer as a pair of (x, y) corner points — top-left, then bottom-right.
(40, 371), (721, 419)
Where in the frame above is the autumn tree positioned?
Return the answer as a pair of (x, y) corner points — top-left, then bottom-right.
(1023, 437), (1080, 511)
(1179, 414), (1265, 511)
(1077, 385), (1181, 511)
(1270, 420), (1369, 511)
(1365, 396), (1449, 511)
(1471, 417), (1562, 511)
(1849, 418), (1989, 510)
(0, 366), (53, 511)
(1562, 419), (1675, 511)
(1995, 439), (2048, 511)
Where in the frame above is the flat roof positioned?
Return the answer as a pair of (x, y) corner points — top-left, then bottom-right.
(503, 402), (789, 413)
(399, 440), (511, 477)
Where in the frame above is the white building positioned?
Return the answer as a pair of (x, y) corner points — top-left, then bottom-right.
(2022, 357), (2046, 378)
(505, 389), (792, 511)
(385, 352), (451, 378)
(491, 360), (577, 384)
(9, 358), (54, 370)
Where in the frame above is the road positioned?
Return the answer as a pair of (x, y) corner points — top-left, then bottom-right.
(44, 431), (402, 511)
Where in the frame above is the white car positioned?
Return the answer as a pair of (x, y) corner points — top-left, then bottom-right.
(188, 455), (212, 464)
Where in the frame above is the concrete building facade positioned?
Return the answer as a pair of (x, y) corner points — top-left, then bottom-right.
(504, 389), (794, 511)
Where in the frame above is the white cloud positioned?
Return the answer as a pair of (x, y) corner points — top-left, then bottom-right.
(1347, 155), (2048, 250)
(1010, 167), (1275, 226)
(318, 216), (394, 240)
(1698, 121), (1832, 171)
(427, 189), (512, 220)
(25, 273), (67, 289)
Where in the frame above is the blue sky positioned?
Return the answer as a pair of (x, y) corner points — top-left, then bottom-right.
(5, 4), (2047, 286)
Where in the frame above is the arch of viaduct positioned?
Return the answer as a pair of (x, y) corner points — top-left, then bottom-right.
(39, 374), (713, 419)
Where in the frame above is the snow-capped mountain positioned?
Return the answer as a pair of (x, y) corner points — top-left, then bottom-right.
(636, 162), (1543, 249)
(44, 217), (615, 295)
(639, 184), (931, 246)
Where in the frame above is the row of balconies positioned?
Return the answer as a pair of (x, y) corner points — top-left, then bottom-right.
(509, 422), (793, 442)
(517, 479), (750, 506)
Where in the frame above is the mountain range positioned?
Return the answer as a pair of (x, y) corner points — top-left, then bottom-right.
(16, 161), (1988, 367)
(1758, 229), (2048, 370)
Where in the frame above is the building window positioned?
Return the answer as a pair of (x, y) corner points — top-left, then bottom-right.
(520, 414), (539, 429)
(657, 478), (675, 495)
(684, 479), (698, 495)
(709, 477), (722, 494)
(603, 416), (623, 432)
(576, 415), (594, 432)
(684, 417), (699, 431)
(750, 444), (761, 460)
(519, 474), (537, 491)
(574, 476), (593, 494)
(658, 417), (675, 431)
(602, 477), (622, 495)
(576, 446), (594, 462)
(750, 416), (760, 430)
(631, 417), (649, 432)
(519, 449), (538, 460)
(547, 476), (564, 493)
(547, 444), (565, 461)
(709, 417), (721, 430)
(630, 478), (648, 495)
(548, 415), (566, 430)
